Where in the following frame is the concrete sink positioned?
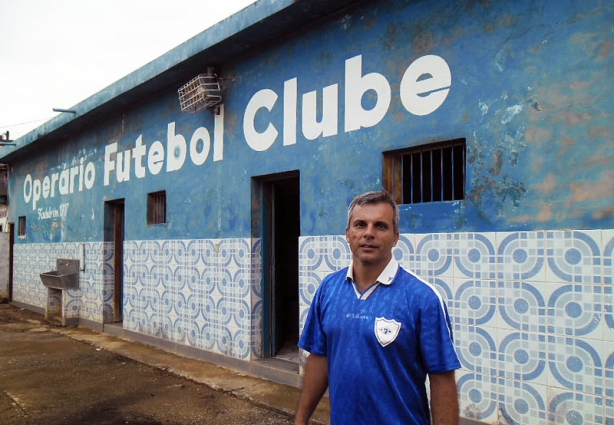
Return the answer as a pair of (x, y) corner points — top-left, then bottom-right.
(40, 259), (80, 290)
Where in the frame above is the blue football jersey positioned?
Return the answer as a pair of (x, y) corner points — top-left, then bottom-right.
(299, 261), (460, 424)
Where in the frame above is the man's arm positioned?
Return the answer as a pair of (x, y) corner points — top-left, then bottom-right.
(295, 353), (328, 425)
(429, 370), (459, 425)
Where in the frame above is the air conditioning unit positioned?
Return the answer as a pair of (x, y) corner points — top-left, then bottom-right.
(178, 69), (222, 114)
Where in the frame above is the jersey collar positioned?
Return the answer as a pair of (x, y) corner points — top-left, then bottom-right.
(346, 258), (400, 299)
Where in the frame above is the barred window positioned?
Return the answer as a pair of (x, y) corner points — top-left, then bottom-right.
(147, 191), (166, 225)
(383, 139), (466, 204)
(18, 216), (26, 237)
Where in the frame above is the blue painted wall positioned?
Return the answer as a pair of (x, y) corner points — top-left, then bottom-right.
(8, 0), (614, 244)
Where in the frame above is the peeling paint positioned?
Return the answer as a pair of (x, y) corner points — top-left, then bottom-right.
(500, 104), (524, 124)
(5, 0), (614, 240)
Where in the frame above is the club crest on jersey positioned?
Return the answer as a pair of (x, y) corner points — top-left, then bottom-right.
(374, 317), (402, 347)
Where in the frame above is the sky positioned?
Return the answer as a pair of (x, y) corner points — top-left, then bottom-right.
(0, 0), (257, 141)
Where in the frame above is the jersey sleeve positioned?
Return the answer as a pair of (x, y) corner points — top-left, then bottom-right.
(298, 280), (327, 356)
(418, 292), (461, 374)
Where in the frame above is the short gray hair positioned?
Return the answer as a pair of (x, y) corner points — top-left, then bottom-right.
(347, 191), (399, 234)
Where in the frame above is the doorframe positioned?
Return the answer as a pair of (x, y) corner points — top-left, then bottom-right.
(252, 171), (300, 359)
(104, 199), (125, 323)
(261, 181), (274, 357)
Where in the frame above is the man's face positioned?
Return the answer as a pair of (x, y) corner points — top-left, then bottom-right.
(346, 202), (400, 267)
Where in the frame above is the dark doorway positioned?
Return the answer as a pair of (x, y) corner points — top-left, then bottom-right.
(257, 172), (300, 362)
(104, 200), (125, 323)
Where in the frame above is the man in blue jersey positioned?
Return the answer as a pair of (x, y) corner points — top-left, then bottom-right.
(295, 191), (460, 425)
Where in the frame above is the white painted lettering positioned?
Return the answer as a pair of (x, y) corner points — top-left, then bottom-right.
(284, 78), (297, 146)
(69, 166), (79, 193)
(244, 89), (279, 152)
(51, 173), (59, 197)
(24, 174), (32, 204)
(32, 178), (41, 209)
(400, 55), (451, 116)
(189, 127), (211, 166)
(133, 135), (147, 178)
(148, 141), (165, 175)
(22, 52), (453, 212)
(84, 162), (96, 189)
(167, 122), (187, 172)
(23, 159), (95, 209)
(117, 151), (131, 182)
(104, 142), (117, 186)
(43, 176), (51, 199)
(302, 84), (339, 140)
(344, 55), (391, 132)
(213, 104), (224, 161)
(78, 158), (84, 191)
(59, 169), (70, 195)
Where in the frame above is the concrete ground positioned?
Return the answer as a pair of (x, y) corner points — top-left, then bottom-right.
(0, 302), (330, 425)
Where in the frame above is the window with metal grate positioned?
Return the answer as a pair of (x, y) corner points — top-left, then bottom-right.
(383, 139), (466, 204)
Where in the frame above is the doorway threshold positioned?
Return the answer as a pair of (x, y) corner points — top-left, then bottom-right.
(255, 356), (299, 373)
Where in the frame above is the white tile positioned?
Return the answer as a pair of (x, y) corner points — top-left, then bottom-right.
(414, 233), (455, 278)
(545, 335), (604, 396)
(546, 230), (602, 284)
(546, 282), (604, 340)
(453, 232), (497, 280)
(454, 323), (498, 378)
(453, 277), (498, 329)
(497, 330), (548, 386)
(496, 231), (547, 282)
(498, 280), (547, 334)
(497, 378), (548, 425)
(456, 369), (499, 423)
(547, 386), (605, 425)
(395, 233), (416, 270)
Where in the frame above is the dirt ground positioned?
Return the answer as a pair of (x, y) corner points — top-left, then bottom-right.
(0, 303), (295, 425)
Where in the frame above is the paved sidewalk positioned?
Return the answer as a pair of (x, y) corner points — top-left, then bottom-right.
(2, 302), (330, 425)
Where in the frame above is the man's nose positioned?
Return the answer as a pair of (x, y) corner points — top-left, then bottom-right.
(363, 224), (376, 238)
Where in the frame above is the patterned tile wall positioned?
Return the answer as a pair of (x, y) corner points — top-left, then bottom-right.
(13, 238), (259, 361)
(122, 239), (254, 360)
(12, 230), (614, 424)
(12, 242), (107, 322)
(299, 230), (614, 425)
